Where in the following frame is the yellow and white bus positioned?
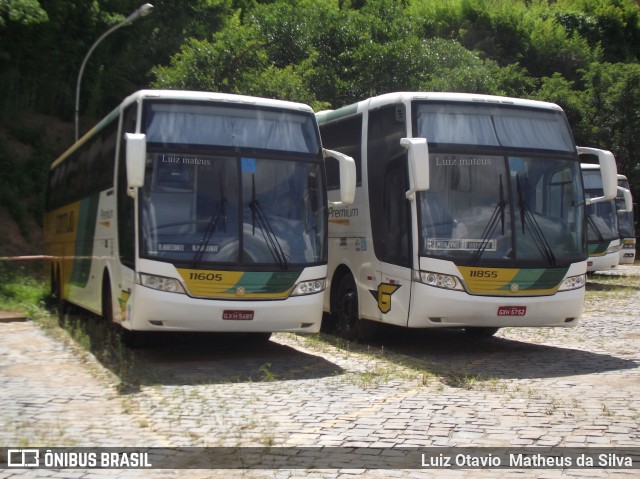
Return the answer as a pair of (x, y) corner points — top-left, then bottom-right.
(44, 90), (355, 344)
(617, 174), (637, 264)
(580, 162), (621, 272)
(579, 159), (633, 272)
(317, 92), (617, 339)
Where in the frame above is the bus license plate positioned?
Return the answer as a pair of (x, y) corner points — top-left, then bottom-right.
(497, 306), (527, 317)
(222, 310), (254, 321)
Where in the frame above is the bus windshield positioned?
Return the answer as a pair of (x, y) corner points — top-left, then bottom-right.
(414, 102), (584, 267)
(139, 101), (326, 267)
(616, 179), (635, 238)
(583, 169), (618, 243)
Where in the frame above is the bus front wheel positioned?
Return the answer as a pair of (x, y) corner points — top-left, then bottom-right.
(102, 276), (114, 324)
(464, 327), (499, 338)
(54, 269), (68, 324)
(334, 273), (375, 341)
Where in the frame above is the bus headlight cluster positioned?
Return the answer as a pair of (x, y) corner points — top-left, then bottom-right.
(558, 274), (586, 291)
(417, 271), (464, 291)
(291, 279), (326, 296)
(606, 243), (622, 254)
(139, 273), (186, 294)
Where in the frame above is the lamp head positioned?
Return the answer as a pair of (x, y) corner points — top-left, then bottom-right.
(125, 3), (154, 24)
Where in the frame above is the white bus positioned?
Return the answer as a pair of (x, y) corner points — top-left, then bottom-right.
(617, 174), (637, 264)
(44, 90), (355, 344)
(316, 92), (617, 339)
(579, 160), (631, 272)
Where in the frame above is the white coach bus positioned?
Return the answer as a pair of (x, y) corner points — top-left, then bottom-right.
(579, 157), (632, 272)
(616, 174), (637, 264)
(44, 90), (355, 344)
(316, 92), (617, 339)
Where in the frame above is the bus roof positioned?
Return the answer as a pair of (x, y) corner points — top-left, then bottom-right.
(121, 89), (315, 113)
(52, 90), (315, 169)
(581, 163), (602, 170)
(316, 91), (564, 124)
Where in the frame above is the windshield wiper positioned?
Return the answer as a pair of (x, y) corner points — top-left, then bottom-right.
(192, 178), (227, 267)
(471, 175), (507, 264)
(249, 175), (289, 270)
(586, 214), (605, 242)
(515, 174), (557, 266)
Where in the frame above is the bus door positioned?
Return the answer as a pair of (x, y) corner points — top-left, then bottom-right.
(372, 156), (413, 326)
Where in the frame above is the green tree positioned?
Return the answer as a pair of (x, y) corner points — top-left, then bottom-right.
(0, 0), (48, 27)
(582, 62), (640, 200)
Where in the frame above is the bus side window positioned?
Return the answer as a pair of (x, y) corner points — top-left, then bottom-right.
(319, 114), (362, 190)
(383, 158), (411, 266)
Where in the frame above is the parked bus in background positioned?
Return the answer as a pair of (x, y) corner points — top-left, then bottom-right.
(44, 90), (355, 345)
(316, 92), (617, 340)
(579, 157), (631, 273)
(617, 174), (637, 264)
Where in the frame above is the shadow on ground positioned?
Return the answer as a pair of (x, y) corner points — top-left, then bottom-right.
(56, 309), (344, 392)
(313, 324), (638, 386)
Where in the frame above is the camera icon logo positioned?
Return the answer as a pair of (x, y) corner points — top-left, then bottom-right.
(7, 449), (40, 467)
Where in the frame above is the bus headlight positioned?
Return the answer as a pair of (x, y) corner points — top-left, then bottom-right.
(139, 273), (186, 294)
(606, 243), (622, 254)
(416, 271), (464, 291)
(290, 279), (326, 296)
(558, 274), (585, 291)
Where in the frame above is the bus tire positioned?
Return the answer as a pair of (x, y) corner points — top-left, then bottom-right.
(120, 329), (145, 348)
(55, 269), (68, 325)
(333, 273), (375, 341)
(102, 276), (143, 348)
(464, 327), (499, 338)
(102, 274), (114, 323)
(246, 332), (272, 343)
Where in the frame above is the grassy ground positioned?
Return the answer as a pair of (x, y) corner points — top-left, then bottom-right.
(0, 261), (49, 315)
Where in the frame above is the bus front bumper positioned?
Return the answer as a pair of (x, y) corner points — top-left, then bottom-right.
(407, 282), (584, 329)
(587, 251), (620, 272)
(123, 285), (323, 333)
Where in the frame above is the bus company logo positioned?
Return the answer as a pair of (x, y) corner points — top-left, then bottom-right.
(99, 209), (113, 228)
(369, 283), (401, 314)
(55, 211), (74, 234)
(7, 449), (40, 467)
(434, 156), (494, 167)
(328, 205), (358, 225)
(161, 154), (211, 166)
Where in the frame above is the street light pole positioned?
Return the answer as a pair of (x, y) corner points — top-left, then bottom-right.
(74, 3), (154, 141)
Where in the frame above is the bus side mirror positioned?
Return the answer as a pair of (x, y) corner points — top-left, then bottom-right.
(401, 137), (429, 200)
(577, 146), (617, 204)
(617, 186), (633, 213)
(125, 133), (147, 194)
(323, 148), (356, 205)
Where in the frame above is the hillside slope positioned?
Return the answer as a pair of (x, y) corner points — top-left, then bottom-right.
(0, 113), (73, 258)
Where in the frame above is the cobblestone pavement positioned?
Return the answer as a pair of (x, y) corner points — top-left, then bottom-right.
(1, 265), (639, 478)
